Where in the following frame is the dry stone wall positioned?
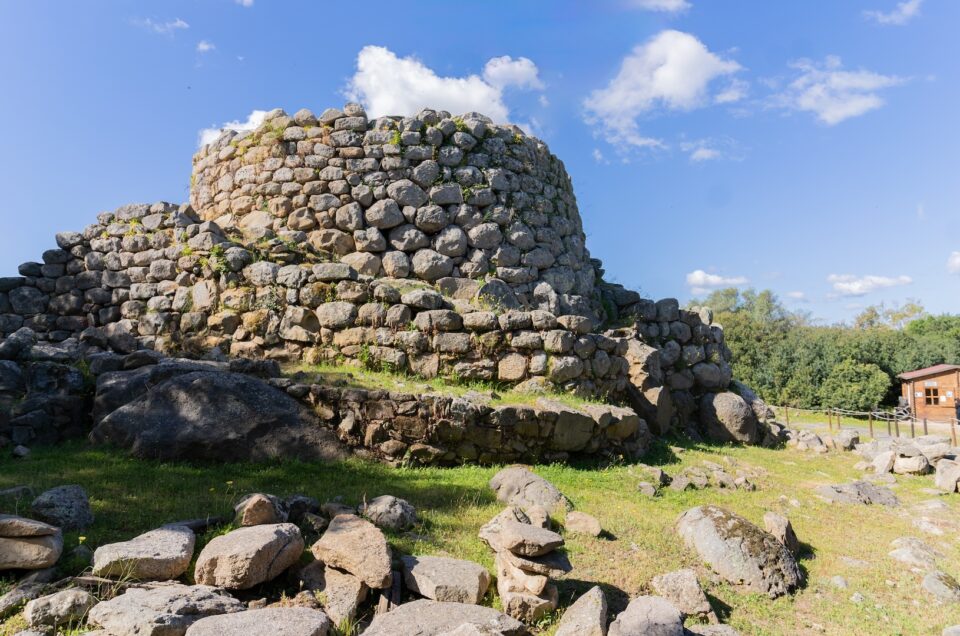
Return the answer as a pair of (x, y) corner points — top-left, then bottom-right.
(0, 103), (739, 445)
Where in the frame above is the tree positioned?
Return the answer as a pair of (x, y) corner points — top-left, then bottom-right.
(817, 358), (890, 411)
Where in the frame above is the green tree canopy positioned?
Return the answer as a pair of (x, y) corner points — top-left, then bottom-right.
(817, 358), (890, 411)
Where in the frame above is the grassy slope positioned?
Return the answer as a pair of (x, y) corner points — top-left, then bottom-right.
(2, 436), (960, 635)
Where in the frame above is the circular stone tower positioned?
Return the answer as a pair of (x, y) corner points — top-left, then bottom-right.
(190, 104), (600, 320)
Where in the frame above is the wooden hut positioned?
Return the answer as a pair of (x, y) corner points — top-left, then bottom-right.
(898, 364), (960, 422)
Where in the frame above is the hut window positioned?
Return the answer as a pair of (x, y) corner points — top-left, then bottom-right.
(925, 387), (940, 405)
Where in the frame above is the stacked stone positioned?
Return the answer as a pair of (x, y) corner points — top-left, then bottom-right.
(0, 514), (63, 571)
(191, 104), (598, 319)
(478, 506), (571, 623)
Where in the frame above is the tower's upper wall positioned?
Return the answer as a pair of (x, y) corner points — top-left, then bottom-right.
(190, 104), (597, 318)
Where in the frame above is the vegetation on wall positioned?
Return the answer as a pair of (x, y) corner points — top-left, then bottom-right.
(689, 288), (960, 410)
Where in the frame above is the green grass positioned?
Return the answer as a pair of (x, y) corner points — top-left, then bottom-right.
(3, 441), (960, 635)
(285, 362), (613, 410)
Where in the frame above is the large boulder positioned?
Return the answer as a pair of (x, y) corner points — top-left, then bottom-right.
(310, 514), (392, 589)
(90, 370), (347, 462)
(676, 505), (801, 598)
(362, 600), (526, 636)
(295, 561), (368, 625)
(699, 392), (759, 444)
(30, 485), (93, 531)
(194, 523), (304, 589)
(401, 555), (491, 604)
(555, 585), (607, 636)
(185, 607), (332, 636)
(650, 569), (713, 620)
(93, 525), (196, 581)
(608, 595), (684, 636)
(0, 514), (63, 570)
(88, 583), (244, 636)
(489, 466), (572, 513)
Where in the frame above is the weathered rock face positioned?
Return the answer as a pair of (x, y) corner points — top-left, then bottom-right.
(554, 585), (607, 636)
(294, 561), (368, 625)
(184, 607), (332, 636)
(90, 369), (347, 462)
(361, 599), (526, 636)
(814, 481), (899, 506)
(650, 569), (714, 620)
(676, 505), (802, 598)
(87, 583), (245, 636)
(359, 495), (417, 531)
(310, 514), (392, 589)
(194, 523), (304, 589)
(93, 525), (196, 581)
(30, 485), (93, 531)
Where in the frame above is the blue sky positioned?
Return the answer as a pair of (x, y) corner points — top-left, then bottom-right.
(1, 0), (957, 323)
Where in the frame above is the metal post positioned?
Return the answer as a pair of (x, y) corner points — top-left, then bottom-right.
(869, 411), (874, 438)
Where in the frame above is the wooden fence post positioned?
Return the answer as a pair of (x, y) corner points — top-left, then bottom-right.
(952, 419), (958, 447)
(785, 406), (790, 426)
(895, 418), (900, 438)
(868, 411), (874, 438)
(923, 418), (928, 436)
(910, 419), (915, 438)
(887, 418), (892, 437)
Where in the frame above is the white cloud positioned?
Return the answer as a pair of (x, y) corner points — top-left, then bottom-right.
(196, 40), (215, 53)
(344, 46), (543, 122)
(772, 56), (905, 125)
(679, 137), (742, 163)
(827, 273), (912, 297)
(686, 269), (748, 294)
(864, 0), (923, 25)
(786, 291), (809, 302)
(715, 78), (749, 104)
(482, 56), (544, 91)
(583, 30), (741, 151)
(539, 94), (550, 107)
(592, 148), (609, 164)
(133, 17), (189, 35)
(628, 0), (691, 12)
(689, 147), (720, 162)
(198, 109), (268, 147)
(235, 0), (254, 6)
(948, 252), (960, 274)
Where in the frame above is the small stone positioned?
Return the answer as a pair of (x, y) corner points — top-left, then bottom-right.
(184, 607), (333, 636)
(88, 583), (244, 635)
(195, 523), (304, 590)
(489, 466), (572, 513)
(93, 525), (196, 581)
(235, 493), (288, 526)
(565, 511), (602, 537)
(650, 569), (713, 620)
(310, 514), (392, 589)
(24, 588), (96, 628)
(608, 595), (684, 636)
(401, 555), (491, 604)
(763, 511), (800, 556)
(359, 495), (417, 532)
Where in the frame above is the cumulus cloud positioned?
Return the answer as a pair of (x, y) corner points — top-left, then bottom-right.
(583, 30), (742, 151)
(686, 269), (748, 295)
(948, 251), (960, 274)
(482, 56), (544, 91)
(827, 273), (912, 297)
(343, 46), (544, 122)
(864, 0), (923, 25)
(772, 56), (905, 125)
(628, 0), (691, 12)
(196, 40), (215, 53)
(689, 147), (720, 162)
(786, 291), (809, 302)
(133, 17), (189, 35)
(197, 109), (268, 147)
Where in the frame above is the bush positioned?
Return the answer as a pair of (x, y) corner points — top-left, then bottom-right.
(817, 358), (890, 411)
